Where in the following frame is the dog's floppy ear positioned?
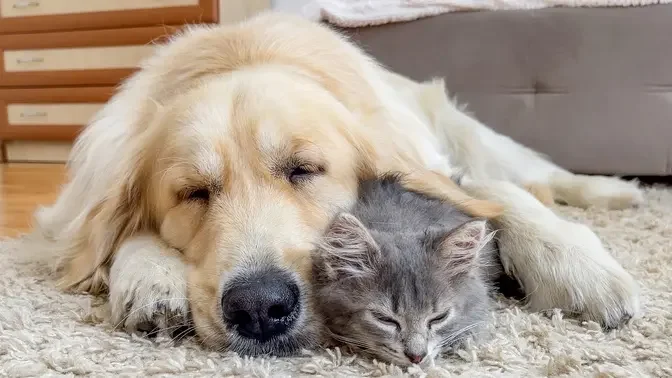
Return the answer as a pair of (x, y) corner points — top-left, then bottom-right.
(57, 128), (157, 294)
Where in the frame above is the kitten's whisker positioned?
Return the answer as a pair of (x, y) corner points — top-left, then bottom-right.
(329, 333), (382, 354)
(438, 322), (484, 349)
(330, 334), (405, 364)
(329, 333), (373, 348)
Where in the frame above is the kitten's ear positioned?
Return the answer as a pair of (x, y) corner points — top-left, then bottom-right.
(427, 220), (490, 276)
(316, 212), (379, 280)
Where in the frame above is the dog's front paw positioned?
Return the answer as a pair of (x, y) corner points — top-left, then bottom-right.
(568, 234), (640, 329)
(577, 264), (640, 330)
(108, 235), (190, 338)
(463, 177), (641, 329)
(517, 226), (641, 329)
(509, 252), (640, 330)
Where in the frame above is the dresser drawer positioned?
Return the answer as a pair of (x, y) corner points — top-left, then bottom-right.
(3, 140), (72, 163)
(0, 0), (217, 33)
(0, 26), (175, 87)
(4, 46), (153, 73)
(7, 104), (102, 126)
(0, 87), (113, 141)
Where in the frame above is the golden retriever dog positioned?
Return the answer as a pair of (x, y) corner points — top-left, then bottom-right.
(31, 11), (641, 357)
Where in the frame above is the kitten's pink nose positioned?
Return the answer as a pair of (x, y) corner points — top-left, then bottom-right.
(405, 352), (426, 364)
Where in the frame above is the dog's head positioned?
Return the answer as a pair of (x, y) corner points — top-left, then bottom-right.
(65, 12), (501, 356)
(150, 69), (371, 354)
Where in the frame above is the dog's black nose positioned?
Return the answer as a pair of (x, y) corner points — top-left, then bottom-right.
(222, 269), (300, 342)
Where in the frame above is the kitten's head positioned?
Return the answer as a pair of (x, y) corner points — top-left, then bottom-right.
(312, 213), (492, 366)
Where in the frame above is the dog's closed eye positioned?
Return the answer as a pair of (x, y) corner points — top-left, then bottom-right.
(285, 161), (326, 185)
(179, 187), (210, 202)
(288, 164), (323, 184)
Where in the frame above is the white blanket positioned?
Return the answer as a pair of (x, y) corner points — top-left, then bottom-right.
(307, 0), (672, 27)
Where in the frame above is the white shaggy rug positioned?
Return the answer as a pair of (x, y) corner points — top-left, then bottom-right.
(1, 186), (671, 378)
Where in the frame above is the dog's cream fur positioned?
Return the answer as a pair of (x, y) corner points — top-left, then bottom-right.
(31, 11), (641, 353)
(460, 177), (640, 327)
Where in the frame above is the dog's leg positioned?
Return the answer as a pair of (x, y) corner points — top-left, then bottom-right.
(415, 79), (643, 210)
(548, 171), (644, 210)
(461, 177), (640, 329)
(108, 233), (190, 336)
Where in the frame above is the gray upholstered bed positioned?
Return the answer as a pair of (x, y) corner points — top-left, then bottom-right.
(339, 5), (672, 176)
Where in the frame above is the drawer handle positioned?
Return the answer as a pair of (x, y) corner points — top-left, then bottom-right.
(15, 57), (44, 64)
(20, 111), (47, 118)
(12, 1), (40, 9)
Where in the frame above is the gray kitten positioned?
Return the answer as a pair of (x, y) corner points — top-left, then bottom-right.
(312, 174), (511, 366)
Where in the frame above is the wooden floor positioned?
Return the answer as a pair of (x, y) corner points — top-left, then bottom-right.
(0, 163), (67, 237)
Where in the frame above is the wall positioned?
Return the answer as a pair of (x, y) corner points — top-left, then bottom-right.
(272, 0), (311, 13)
(271, 0), (318, 18)
(220, 0), (272, 23)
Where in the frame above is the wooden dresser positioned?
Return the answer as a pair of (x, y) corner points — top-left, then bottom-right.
(0, 0), (270, 162)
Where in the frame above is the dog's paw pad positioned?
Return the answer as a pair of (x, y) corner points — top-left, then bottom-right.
(113, 287), (190, 336)
(136, 321), (161, 338)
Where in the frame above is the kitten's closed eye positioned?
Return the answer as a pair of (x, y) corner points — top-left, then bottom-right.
(428, 310), (451, 328)
(371, 311), (401, 330)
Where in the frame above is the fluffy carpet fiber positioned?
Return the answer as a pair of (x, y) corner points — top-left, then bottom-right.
(1, 186), (671, 377)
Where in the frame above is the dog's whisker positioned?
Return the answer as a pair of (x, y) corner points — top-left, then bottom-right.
(112, 297), (190, 330)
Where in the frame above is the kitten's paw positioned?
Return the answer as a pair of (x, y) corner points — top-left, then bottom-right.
(551, 173), (644, 210)
(108, 235), (190, 337)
